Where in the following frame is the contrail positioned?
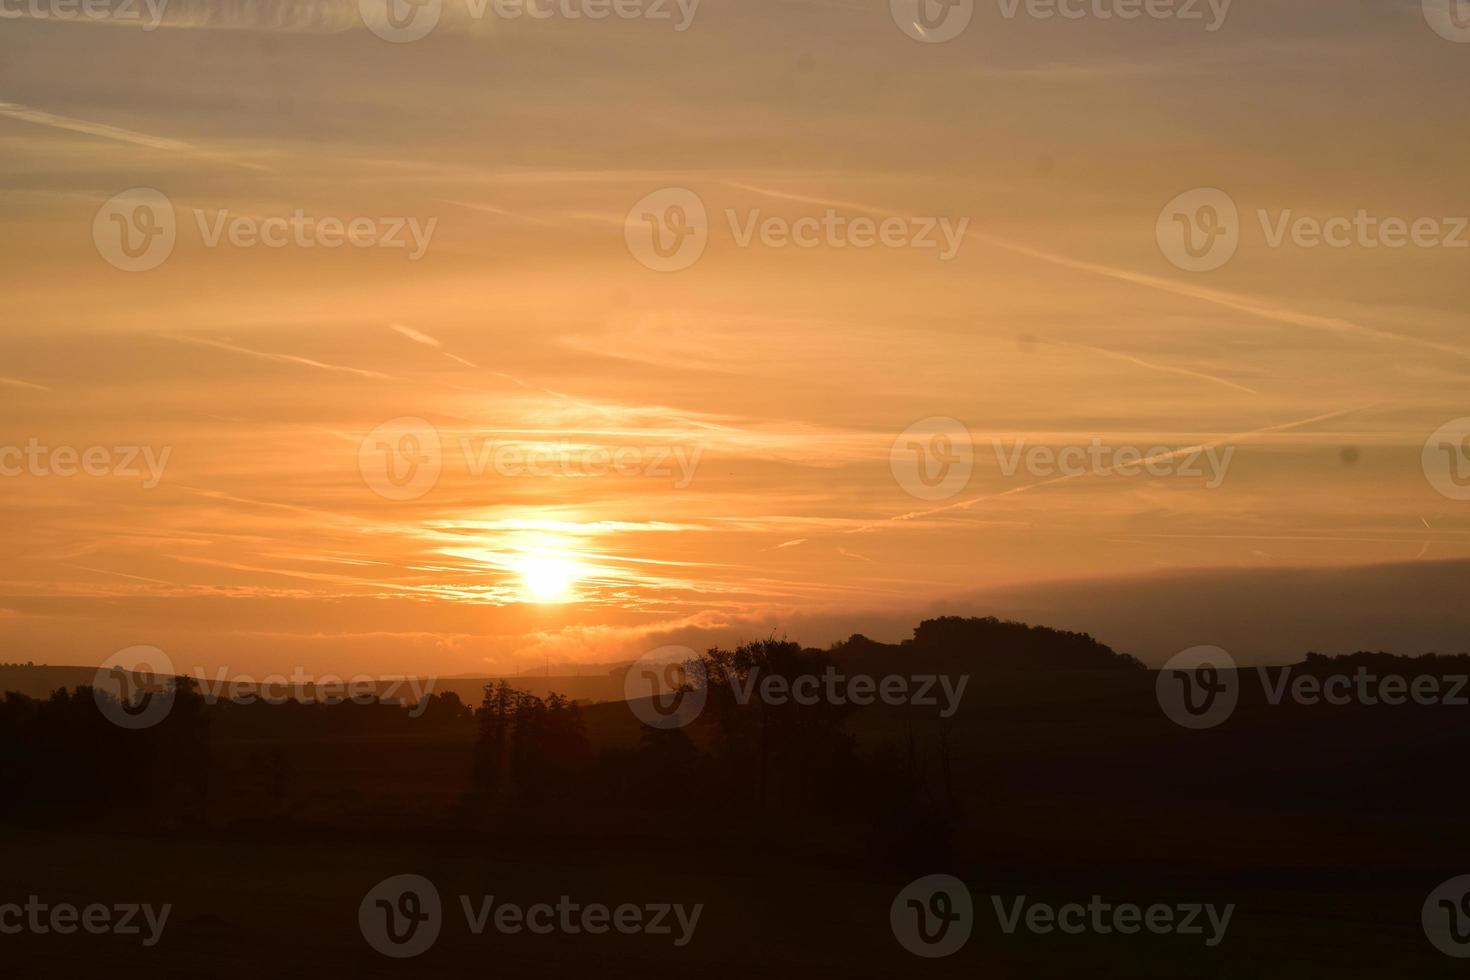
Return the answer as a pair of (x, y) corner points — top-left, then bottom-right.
(854, 402), (1382, 534)
(1045, 338), (1258, 395)
(0, 377), (51, 391)
(723, 180), (1470, 363)
(389, 322), (481, 368)
(163, 334), (393, 380)
(0, 100), (271, 172)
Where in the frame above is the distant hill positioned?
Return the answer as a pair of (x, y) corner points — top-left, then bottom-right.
(0, 665), (629, 706)
(829, 616), (1146, 675)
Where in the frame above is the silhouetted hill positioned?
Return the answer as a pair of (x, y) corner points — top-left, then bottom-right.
(830, 616), (1145, 674)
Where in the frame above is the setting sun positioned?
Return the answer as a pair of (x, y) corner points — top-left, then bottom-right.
(516, 555), (581, 603)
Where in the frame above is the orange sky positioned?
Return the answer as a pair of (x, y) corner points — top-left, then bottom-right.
(2, 1), (1468, 674)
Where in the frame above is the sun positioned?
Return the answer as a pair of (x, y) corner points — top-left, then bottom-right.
(517, 555), (580, 602)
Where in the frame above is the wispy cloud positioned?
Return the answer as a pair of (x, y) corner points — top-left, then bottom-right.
(0, 99), (272, 171)
(1046, 339), (1258, 395)
(164, 334), (394, 380)
(0, 377), (51, 392)
(389, 322), (480, 368)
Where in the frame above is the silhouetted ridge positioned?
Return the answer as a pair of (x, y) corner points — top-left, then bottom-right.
(1298, 650), (1470, 674)
(831, 616), (1144, 672)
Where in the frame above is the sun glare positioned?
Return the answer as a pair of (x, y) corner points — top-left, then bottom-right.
(517, 555), (581, 602)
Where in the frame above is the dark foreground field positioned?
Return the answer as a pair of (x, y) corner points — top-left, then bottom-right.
(0, 823), (1460, 978)
(4, 620), (1469, 976)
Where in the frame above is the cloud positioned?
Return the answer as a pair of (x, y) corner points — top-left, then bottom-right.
(164, 334), (395, 380)
(389, 322), (480, 368)
(0, 377), (51, 392)
(0, 99), (272, 171)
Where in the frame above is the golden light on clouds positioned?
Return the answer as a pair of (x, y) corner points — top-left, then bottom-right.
(0, 0), (1468, 674)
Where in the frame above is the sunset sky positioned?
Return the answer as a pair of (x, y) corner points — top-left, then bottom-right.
(2, 0), (1468, 675)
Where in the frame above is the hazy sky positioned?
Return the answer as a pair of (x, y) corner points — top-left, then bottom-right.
(2, 0), (1468, 674)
